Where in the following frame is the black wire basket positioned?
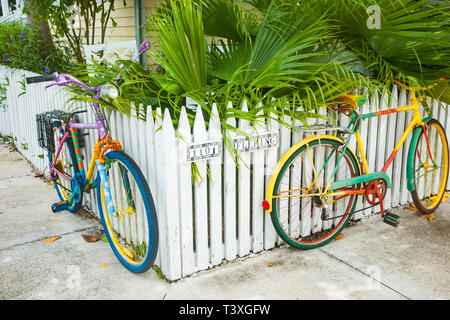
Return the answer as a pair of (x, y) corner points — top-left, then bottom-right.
(36, 110), (86, 153)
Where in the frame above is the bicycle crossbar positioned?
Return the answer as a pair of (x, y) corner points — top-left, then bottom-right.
(330, 172), (391, 191)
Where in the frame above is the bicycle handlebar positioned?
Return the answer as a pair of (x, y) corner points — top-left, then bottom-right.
(392, 77), (448, 92)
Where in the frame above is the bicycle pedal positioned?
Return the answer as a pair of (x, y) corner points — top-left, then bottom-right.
(383, 212), (400, 227)
(51, 201), (69, 213)
(421, 214), (436, 222)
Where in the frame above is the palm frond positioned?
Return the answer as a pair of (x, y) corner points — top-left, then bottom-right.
(148, 0), (207, 93)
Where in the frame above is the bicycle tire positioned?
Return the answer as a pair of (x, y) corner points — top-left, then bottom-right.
(410, 119), (449, 215)
(270, 137), (361, 249)
(96, 150), (158, 273)
(48, 121), (83, 213)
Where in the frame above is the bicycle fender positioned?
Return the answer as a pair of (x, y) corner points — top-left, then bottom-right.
(406, 116), (433, 191)
(263, 134), (357, 213)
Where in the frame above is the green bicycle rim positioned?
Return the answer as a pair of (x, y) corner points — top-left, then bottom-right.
(271, 138), (361, 249)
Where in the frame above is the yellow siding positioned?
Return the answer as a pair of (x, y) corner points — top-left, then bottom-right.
(87, 0), (159, 44)
(96, 1), (135, 44)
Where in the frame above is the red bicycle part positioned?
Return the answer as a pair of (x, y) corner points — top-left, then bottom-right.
(365, 178), (387, 217)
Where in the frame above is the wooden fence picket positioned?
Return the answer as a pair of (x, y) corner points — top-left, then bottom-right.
(223, 102), (237, 261)
(264, 111), (279, 250)
(160, 109), (182, 280)
(383, 85), (399, 210)
(251, 106), (265, 253)
(192, 106), (210, 270)
(208, 103), (224, 265)
(237, 100), (251, 257)
(177, 107), (195, 276)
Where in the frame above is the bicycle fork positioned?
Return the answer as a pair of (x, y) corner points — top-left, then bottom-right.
(96, 161), (118, 217)
(95, 158), (136, 218)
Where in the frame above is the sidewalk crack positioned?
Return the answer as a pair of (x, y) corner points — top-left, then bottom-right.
(320, 248), (412, 300)
(0, 226), (96, 252)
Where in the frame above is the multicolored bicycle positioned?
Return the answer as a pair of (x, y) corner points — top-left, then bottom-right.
(263, 80), (449, 249)
(26, 42), (158, 273)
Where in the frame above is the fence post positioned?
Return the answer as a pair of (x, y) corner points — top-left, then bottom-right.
(251, 105), (265, 253)
(384, 85), (399, 211)
(177, 106), (195, 276)
(237, 100), (251, 257)
(192, 106), (209, 271)
(208, 103), (224, 265)
(223, 102), (237, 261)
(264, 110), (279, 250)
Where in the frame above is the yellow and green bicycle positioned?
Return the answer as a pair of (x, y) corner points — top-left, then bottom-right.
(263, 80), (449, 249)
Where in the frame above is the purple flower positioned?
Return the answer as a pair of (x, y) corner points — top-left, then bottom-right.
(44, 67), (50, 73)
(2, 55), (8, 63)
(20, 31), (25, 36)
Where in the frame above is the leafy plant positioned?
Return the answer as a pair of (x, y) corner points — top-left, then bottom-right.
(152, 264), (165, 280)
(24, 0), (127, 63)
(315, 0), (450, 103)
(0, 76), (8, 110)
(143, 0), (371, 130)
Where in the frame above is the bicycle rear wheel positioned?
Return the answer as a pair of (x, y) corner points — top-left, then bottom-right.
(96, 150), (158, 273)
(410, 119), (449, 214)
(48, 121), (83, 213)
(270, 137), (361, 249)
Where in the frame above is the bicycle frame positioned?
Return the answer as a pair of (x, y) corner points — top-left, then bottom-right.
(49, 82), (108, 188)
(322, 87), (432, 197)
(264, 87), (437, 212)
(356, 89), (425, 176)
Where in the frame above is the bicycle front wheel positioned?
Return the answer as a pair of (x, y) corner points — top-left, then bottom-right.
(270, 137), (361, 249)
(96, 151), (158, 273)
(410, 119), (449, 215)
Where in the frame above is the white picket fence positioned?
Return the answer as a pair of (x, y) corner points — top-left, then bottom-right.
(1, 65), (449, 281)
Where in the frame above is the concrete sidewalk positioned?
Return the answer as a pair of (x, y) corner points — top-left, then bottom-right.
(0, 143), (449, 300)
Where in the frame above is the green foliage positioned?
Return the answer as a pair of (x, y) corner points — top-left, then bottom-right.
(0, 76), (8, 110)
(66, 0), (449, 131)
(148, 0), (207, 93)
(0, 21), (71, 73)
(142, 0), (372, 130)
(316, 0), (450, 102)
(24, 0), (127, 63)
(63, 59), (166, 121)
(152, 264), (165, 280)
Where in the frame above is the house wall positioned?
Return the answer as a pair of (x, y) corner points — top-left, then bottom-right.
(91, 0), (159, 44)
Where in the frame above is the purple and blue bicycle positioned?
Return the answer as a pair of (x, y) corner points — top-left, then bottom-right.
(26, 42), (158, 273)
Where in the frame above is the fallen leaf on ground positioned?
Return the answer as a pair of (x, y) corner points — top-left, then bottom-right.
(34, 172), (44, 178)
(101, 264), (108, 268)
(101, 235), (108, 242)
(43, 236), (61, 243)
(81, 234), (100, 243)
(335, 234), (343, 240)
